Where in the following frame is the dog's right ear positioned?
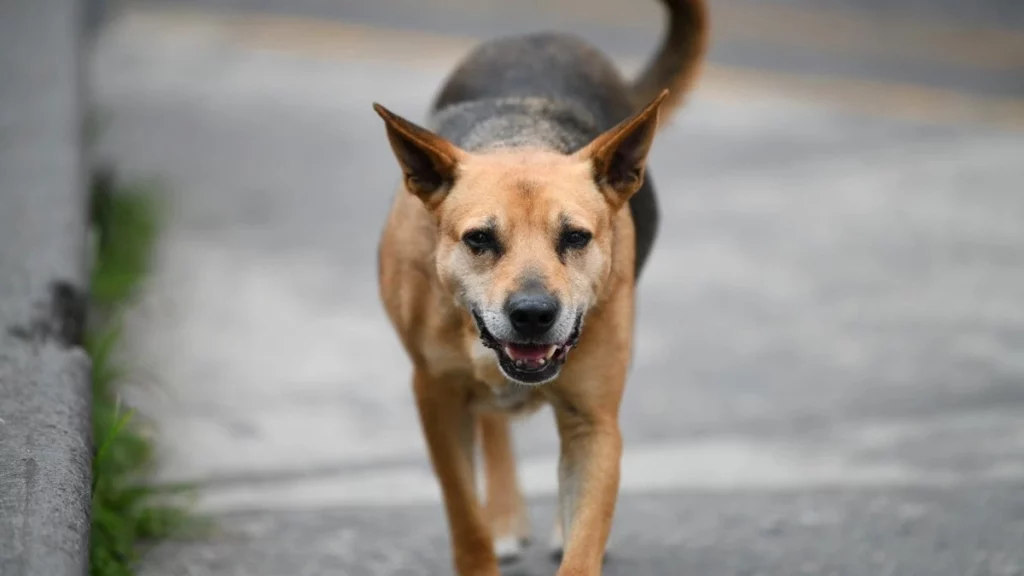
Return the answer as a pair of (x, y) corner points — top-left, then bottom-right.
(373, 103), (465, 210)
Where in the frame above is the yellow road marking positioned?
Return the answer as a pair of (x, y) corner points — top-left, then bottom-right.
(712, 2), (1024, 72)
(549, 0), (1024, 72)
(117, 6), (1024, 129)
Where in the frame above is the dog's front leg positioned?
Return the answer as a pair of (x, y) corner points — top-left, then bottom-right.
(413, 369), (500, 576)
(479, 411), (531, 562)
(552, 408), (623, 576)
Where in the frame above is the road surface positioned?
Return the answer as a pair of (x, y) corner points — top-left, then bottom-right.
(89, 1), (1024, 574)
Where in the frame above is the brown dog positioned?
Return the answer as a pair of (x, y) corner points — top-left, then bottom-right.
(373, 1), (708, 573)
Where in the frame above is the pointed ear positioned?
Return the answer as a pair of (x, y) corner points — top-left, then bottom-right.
(574, 89), (668, 208)
(373, 103), (465, 209)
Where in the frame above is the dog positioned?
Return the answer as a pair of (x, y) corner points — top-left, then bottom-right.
(373, 1), (708, 573)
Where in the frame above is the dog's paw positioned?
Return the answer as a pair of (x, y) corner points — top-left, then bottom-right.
(548, 521), (564, 561)
(495, 535), (529, 564)
(488, 501), (531, 563)
(547, 523), (610, 563)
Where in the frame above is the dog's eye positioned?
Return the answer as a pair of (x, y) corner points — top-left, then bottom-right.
(463, 230), (498, 253)
(560, 229), (592, 252)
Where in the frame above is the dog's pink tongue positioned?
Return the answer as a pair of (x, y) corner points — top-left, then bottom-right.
(505, 343), (551, 361)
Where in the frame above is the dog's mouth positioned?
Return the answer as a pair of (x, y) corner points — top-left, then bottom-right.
(472, 312), (582, 385)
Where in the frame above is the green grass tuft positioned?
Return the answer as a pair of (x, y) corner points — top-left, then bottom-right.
(87, 168), (202, 576)
(88, 167), (162, 308)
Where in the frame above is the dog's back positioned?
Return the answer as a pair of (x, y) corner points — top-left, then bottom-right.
(428, 0), (708, 277)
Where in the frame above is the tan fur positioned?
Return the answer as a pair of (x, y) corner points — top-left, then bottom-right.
(375, 104), (650, 574)
(373, 5), (707, 571)
(479, 412), (530, 546)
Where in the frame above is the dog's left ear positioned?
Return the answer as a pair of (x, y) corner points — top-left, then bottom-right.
(575, 89), (668, 209)
(373, 103), (466, 210)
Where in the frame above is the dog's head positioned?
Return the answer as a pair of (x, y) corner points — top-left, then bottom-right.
(373, 91), (666, 385)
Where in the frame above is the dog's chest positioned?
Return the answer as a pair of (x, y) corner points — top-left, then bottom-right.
(487, 383), (534, 411)
(472, 383), (545, 416)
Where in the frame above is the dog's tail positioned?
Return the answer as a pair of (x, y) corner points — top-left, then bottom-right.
(631, 0), (709, 124)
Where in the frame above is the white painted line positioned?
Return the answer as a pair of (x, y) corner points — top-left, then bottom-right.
(194, 435), (1024, 514)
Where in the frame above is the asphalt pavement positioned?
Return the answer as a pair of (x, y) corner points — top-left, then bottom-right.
(89, 1), (1024, 574)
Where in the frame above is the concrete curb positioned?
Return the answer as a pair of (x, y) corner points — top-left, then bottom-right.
(0, 1), (96, 575)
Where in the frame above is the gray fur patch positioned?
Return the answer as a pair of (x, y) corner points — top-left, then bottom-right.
(430, 97), (599, 153)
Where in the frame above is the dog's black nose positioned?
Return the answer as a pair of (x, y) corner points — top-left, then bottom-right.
(506, 290), (560, 338)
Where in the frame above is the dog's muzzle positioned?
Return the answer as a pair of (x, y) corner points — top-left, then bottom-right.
(472, 309), (582, 385)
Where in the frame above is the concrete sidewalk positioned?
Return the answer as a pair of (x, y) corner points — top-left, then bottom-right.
(0, 2), (93, 575)
(92, 5), (1024, 575)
